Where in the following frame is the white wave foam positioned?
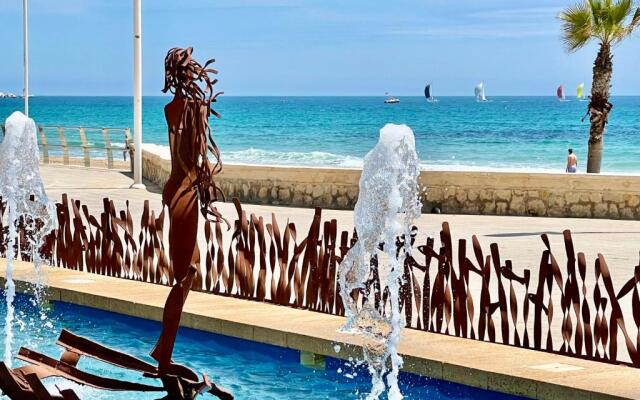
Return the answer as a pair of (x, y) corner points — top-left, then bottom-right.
(142, 143), (171, 160)
(221, 147), (364, 168)
(142, 144), (364, 167)
(142, 144), (640, 175)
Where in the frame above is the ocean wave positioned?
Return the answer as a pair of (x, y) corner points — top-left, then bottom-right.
(142, 143), (171, 159)
(220, 148), (569, 172)
(141, 144), (363, 167)
(141, 144), (640, 175)
(221, 148), (364, 168)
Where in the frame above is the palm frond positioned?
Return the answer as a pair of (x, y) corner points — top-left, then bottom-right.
(610, 0), (633, 24)
(560, 0), (640, 49)
(610, 0), (640, 43)
(629, 6), (640, 30)
(589, 0), (605, 27)
(559, 2), (595, 51)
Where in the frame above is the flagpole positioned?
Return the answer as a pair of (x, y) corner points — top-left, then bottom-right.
(131, 0), (145, 189)
(23, 0), (29, 116)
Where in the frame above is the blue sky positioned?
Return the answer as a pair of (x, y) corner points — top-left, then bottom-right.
(1, 0), (639, 96)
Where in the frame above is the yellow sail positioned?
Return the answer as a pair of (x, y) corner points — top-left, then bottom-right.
(577, 83), (584, 99)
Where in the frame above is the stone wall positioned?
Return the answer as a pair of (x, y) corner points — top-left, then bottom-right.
(142, 148), (360, 208)
(142, 147), (640, 219)
(421, 171), (640, 219)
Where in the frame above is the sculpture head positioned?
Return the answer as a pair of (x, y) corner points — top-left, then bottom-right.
(162, 47), (223, 112)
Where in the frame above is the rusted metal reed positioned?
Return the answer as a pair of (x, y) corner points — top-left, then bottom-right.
(3, 194), (640, 368)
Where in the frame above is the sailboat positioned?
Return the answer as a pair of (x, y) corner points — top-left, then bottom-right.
(557, 85), (566, 101)
(577, 83), (586, 100)
(424, 83), (438, 103)
(474, 82), (487, 102)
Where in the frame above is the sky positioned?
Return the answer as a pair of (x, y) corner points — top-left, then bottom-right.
(1, 0), (639, 96)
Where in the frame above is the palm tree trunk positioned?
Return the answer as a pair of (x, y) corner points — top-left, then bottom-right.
(586, 43), (613, 173)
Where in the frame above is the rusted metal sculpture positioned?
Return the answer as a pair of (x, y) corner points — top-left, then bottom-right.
(0, 328), (232, 399)
(0, 47), (233, 400)
(7, 193), (640, 369)
(152, 46), (226, 375)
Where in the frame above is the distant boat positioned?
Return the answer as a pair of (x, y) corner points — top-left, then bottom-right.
(424, 83), (438, 103)
(474, 83), (487, 102)
(557, 85), (566, 101)
(577, 83), (585, 100)
(384, 92), (400, 104)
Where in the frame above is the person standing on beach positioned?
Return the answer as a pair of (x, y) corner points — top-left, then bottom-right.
(566, 148), (578, 173)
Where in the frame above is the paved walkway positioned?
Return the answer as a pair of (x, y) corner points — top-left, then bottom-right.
(1, 259), (638, 400)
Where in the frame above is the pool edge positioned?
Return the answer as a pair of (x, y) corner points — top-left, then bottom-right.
(0, 260), (637, 400)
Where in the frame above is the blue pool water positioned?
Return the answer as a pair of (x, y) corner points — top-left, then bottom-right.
(1, 96), (639, 173)
(0, 293), (524, 399)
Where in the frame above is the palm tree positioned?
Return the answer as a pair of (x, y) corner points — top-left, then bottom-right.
(559, 0), (640, 173)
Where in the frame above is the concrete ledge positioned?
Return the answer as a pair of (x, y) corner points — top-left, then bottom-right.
(142, 146), (640, 219)
(2, 258), (639, 400)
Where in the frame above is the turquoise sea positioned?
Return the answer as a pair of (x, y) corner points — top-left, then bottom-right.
(1, 96), (639, 173)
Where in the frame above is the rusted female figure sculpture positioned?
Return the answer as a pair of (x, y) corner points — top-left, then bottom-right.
(151, 47), (227, 373)
(0, 47), (232, 400)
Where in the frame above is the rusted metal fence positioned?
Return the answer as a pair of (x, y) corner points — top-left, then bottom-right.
(3, 194), (640, 369)
(0, 125), (133, 170)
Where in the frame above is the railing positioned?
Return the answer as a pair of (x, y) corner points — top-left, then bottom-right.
(0, 124), (133, 171)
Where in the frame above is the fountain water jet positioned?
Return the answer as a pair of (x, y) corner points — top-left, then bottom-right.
(0, 111), (57, 366)
(338, 123), (422, 400)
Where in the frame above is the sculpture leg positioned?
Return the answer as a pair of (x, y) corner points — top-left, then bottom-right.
(151, 264), (198, 373)
(152, 186), (200, 373)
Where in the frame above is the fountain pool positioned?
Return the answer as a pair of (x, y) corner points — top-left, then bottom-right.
(0, 293), (525, 400)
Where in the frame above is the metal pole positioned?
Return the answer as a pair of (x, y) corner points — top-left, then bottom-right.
(23, 0), (29, 117)
(131, 0), (145, 189)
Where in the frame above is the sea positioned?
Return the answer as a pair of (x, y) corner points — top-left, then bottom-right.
(1, 96), (639, 173)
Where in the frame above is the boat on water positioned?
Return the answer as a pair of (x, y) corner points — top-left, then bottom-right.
(557, 85), (566, 101)
(384, 93), (400, 104)
(474, 83), (487, 102)
(577, 83), (586, 100)
(424, 84), (438, 103)
(0, 92), (17, 99)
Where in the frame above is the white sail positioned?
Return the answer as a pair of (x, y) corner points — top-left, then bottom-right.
(475, 82), (486, 102)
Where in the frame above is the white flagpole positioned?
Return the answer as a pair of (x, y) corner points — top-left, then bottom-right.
(131, 0), (145, 189)
(23, 0), (29, 116)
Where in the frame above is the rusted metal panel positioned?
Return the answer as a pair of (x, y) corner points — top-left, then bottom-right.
(5, 194), (640, 370)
